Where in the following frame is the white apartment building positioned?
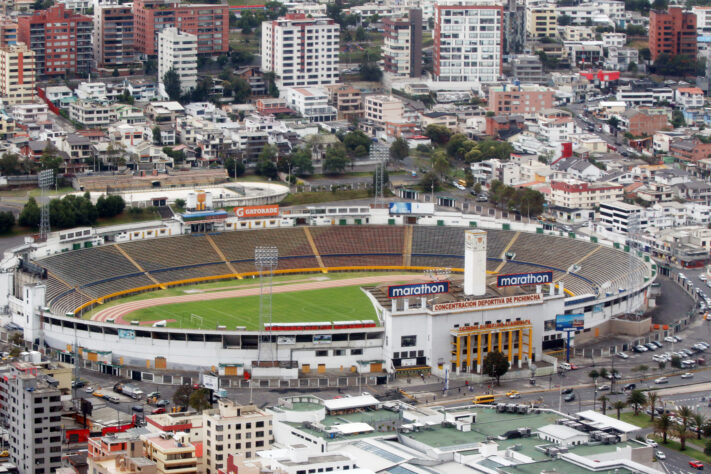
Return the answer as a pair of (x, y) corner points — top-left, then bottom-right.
(158, 27), (197, 94)
(558, 0), (624, 26)
(203, 399), (272, 473)
(261, 14), (339, 89)
(549, 179), (624, 209)
(675, 87), (705, 109)
(69, 100), (118, 126)
(599, 201), (647, 233)
(259, 447), (358, 474)
(0, 366), (63, 474)
(284, 87), (337, 123)
(76, 81), (109, 101)
(433, 1), (503, 84)
(602, 32), (626, 47)
(364, 95), (405, 126)
(11, 103), (48, 123)
(615, 87), (673, 107)
(693, 6), (711, 35)
(0, 43), (35, 105)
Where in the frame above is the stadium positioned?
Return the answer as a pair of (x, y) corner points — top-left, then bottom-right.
(0, 203), (656, 380)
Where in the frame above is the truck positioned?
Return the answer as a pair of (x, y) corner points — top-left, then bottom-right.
(113, 382), (144, 400)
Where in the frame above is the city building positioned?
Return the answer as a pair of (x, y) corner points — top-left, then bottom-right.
(503, 0), (526, 55)
(670, 138), (711, 162)
(325, 84), (363, 121)
(511, 54), (545, 84)
(364, 95), (404, 127)
(142, 432), (198, 474)
(488, 84), (554, 116)
(0, 16), (17, 48)
(261, 14), (339, 88)
(69, 100), (119, 127)
(0, 366), (63, 474)
(649, 7), (697, 61)
(599, 201), (648, 233)
(133, 0), (228, 56)
(17, 3), (92, 76)
(0, 42), (35, 105)
(158, 27), (197, 93)
(620, 109), (669, 136)
(203, 399), (272, 472)
(526, 7), (556, 39)
(605, 47), (638, 70)
(675, 87), (705, 109)
(602, 32), (626, 47)
(692, 6), (711, 35)
(284, 87), (337, 123)
(549, 179), (624, 209)
(94, 5), (136, 69)
(433, 1), (504, 84)
(383, 9), (422, 78)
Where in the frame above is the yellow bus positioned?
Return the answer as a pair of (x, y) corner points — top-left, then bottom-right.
(473, 394), (495, 404)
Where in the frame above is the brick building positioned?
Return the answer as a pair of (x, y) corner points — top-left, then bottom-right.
(18, 4), (92, 76)
(649, 7), (697, 61)
(670, 138), (711, 162)
(487, 84), (554, 116)
(622, 109), (670, 137)
(94, 5), (137, 69)
(133, 0), (229, 56)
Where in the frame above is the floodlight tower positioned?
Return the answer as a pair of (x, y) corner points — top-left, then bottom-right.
(255, 246), (278, 364)
(371, 142), (388, 207)
(38, 169), (54, 241)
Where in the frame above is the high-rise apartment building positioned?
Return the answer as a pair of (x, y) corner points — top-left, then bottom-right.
(203, 400), (272, 474)
(526, 7), (557, 39)
(261, 14), (339, 88)
(94, 5), (136, 69)
(692, 6), (711, 35)
(158, 27), (197, 93)
(0, 42), (35, 104)
(17, 4), (92, 76)
(649, 7), (697, 61)
(133, 0), (228, 56)
(0, 16), (17, 48)
(0, 366), (63, 474)
(383, 9), (423, 77)
(433, 1), (504, 84)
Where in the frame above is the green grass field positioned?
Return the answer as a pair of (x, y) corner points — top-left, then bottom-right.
(122, 285), (378, 330)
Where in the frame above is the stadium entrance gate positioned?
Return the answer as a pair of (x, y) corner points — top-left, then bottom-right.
(450, 320), (533, 373)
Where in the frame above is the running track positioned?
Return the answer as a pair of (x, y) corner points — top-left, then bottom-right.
(91, 274), (427, 324)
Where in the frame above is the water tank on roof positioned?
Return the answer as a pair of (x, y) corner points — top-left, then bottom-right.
(20, 351), (29, 362)
(29, 351), (41, 364)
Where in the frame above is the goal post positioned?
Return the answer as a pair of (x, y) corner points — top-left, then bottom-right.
(190, 314), (204, 329)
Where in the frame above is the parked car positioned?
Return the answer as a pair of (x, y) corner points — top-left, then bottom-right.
(700, 275), (707, 281)
(562, 388), (574, 394)
(132, 405), (144, 412)
(655, 377), (669, 384)
(647, 440), (658, 448)
(689, 460), (704, 469)
(597, 384), (610, 391)
(616, 352), (629, 359)
(634, 345), (648, 353)
(681, 372), (694, 379)
(664, 336), (678, 343)
(652, 341), (663, 348)
(151, 407), (166, 415)
(84, 386), (94, 393)
(655, 450), (666, 460)
(156, 399), (170, 407)
(645, 343), (658, 351)
(564, 393), (576, 402)
(624, 383), (636, 391)
(105, 395), (120, 404)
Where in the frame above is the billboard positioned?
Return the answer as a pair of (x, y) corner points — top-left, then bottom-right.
(234, 205), (280, 218)
(201, 374), (219, 391)
(313, 334), (332, 344)
(389, 202), (435, 215)
(118, 329), (135, 340)
(388, 281), (449, 298)
(277, 336), (296, 345)
(433, 293), (543, 312)
(497, 271), (553, 287)
(555, 314), (584, 331)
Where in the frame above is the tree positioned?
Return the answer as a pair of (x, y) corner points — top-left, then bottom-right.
(482, 351), (509, 385)
(628, 62), (638, 73)
(655, 413), (673, 444)
(613, 401), (626, 420)
(355, 26), (367, 41)
(173, 385), (193, 408)
(163, 69), (182, 101)
(588, 369), (599, 384)
(464, 168), (475, 188)
(608, 116), (620, 131)
(598, 368), (609, 380)
(646, 392), (659, 421)
(289, 147), (314, 176)
(678, 405), (694, 427)
(323, 143), (349, 175)
(626, 390), (647, 415)
(474, 183), (482, 194)
(343, 131), (371, 156)
(420, 171), (440, 193)
(671, 110), (686, 129)
(598, 395), (609, 415)
(675, 423), (691, 451)
(360, 62), (382, 82)
(231, 77), (251, 104)
(670, 355), (682, 368)
(0, 211), (14, 233)
(175, 199), (186, 209)
(652, 0), (667, 9)
(152, 126), (162, 146)
(112, 67), (120, 77)
(389, 138), (409, 165)
(558, 14), (572, 25)
(692, 413), (706, 440)
(19, 197), (40, 229)
(96, 195), (126, 218)
(189, 388), (212, 411)
(224, 156), (245, 178)
(425, 124), (453, 144)
(432, 152), (451, 180)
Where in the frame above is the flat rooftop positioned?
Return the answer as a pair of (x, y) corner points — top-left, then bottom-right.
(501, 458), (636, 474)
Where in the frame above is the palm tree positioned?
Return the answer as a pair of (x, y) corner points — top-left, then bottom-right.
(647, 392), (659, 421)
(627, 390), (647, 416)
(613, 400), (627, 420)
(674, 423), (691, 451)
(678, 405), (694, 427)
(692, 413), (706, 440)
(598, 395), (609, 415)
(588, 369), (599, 384)
(654, 413), (673, 444)
(598, 368), (609, 380)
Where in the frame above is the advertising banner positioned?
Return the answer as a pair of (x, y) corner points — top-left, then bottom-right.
(277, 336), (296, 345)
(555, 313), (584, 331)
(118, 329), (135, 340)
(313, 335), (332, 344)
(234, 205), (280, 218)
(497, 271), (553, 287)
(388, 281), (450, 298)
(389, 202), (435, 215)
(201, 374), (219, 391)
(433, 293), (544, 312)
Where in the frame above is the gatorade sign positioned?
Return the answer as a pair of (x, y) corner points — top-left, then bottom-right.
(234, 205), (280, 218)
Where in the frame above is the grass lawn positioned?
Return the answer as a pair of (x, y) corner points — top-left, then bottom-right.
(95, 209), (161, 227)
(122, 285), (379, 329)
(82, 271), (412, 320)
(619, 411), (655, 428)
(227, 0), (264, 6)
(229, 31), (259, 53)
(627, 40), (649, 50)
(280, 189), (393, 206)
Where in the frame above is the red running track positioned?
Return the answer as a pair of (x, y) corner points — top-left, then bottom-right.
(91, 274), (427, 325)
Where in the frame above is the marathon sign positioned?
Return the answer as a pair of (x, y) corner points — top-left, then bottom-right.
(234, 205), (280, 218)
(388, 281), (450, 298)
(433, 292), (544, 313)
(497, 271), (553, 288)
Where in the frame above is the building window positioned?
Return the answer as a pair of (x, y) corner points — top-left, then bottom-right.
(401, 335), (416, 347)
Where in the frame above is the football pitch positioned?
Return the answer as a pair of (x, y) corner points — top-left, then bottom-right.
(122, 285), (378, 330)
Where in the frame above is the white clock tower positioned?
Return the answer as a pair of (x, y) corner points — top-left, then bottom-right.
(464, 229), (487, 296)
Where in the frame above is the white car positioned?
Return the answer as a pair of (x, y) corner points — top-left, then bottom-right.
(700, 275), (707, 281)
(656, 450), (666, 460)
(647, 440), (658, 448)
(616, 352), (629, 359)
(85, 386), (94, 393)
(681, 372), (694, 379)
(654, 377), (669, 384)
(664, 336), (677, 343)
